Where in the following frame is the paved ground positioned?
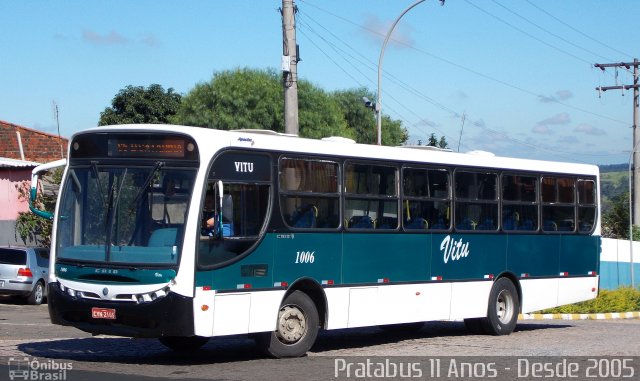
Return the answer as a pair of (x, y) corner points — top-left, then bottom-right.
(1, 299), (639, 380)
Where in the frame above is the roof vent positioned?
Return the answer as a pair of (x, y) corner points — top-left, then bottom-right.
(466, 150), (495, 157)
(399, 145), (452, 152)
(321, 136), (356, 144)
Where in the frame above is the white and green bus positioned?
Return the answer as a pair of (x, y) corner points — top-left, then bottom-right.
(35, 125), (600, 358)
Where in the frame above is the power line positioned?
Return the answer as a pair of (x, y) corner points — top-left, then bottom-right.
(296, 0), (629, 158)
(462, 0), (593, 66)
(490, 0), (614, 62)
(523, 0), (634, 60)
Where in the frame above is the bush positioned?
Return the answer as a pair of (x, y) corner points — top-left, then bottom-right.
(539, 287), (640, 314)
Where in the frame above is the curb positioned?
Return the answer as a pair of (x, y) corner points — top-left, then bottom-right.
(519, 311), (640, 320)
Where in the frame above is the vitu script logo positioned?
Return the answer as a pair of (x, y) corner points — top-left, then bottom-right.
(234, 162), (254, 173)
(440, 235), (470, 264)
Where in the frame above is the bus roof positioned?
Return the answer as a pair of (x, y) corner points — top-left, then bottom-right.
(74, 124), (599, 176)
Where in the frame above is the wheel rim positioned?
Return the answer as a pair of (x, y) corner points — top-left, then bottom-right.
(495, 289), (514, 324)
(34, 284), (43, 303)
(276, 305), (307, 344)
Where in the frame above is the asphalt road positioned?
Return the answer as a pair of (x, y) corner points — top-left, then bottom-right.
(1, 299), (639, 381)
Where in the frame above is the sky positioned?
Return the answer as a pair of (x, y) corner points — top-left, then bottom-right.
(1, 0), (638, 165)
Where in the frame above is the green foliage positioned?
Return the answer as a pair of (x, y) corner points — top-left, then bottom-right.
(172, 68), (283, 131)
(601, 192), (640, 240)
(173, 70), (409, 145)
(14, 169), (62, 247)
(540, 287), (640, 314)
(427, 133), (449, 148)
(99, 84), (182, 126)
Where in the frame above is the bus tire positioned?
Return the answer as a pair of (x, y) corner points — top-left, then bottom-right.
(463, 318), (486, 334)
(159, 336), (209, 352)
(257, 290), (319, 358)
(481, 277), (519, 336)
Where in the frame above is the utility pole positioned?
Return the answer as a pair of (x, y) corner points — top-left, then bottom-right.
(281, 0), (299, 135)
(595, 59), (640, 222)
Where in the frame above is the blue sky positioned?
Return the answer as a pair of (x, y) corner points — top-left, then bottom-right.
(1, 0), (638, 165)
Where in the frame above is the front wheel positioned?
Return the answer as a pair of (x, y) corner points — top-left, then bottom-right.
(256, 290), (319, 358)
(481, 278), (519, 335)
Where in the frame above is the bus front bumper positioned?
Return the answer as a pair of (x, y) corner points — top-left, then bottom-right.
(47, 282), (195, 338)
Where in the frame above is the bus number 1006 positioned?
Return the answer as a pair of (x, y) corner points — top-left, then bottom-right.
(295, 251), (315, 264)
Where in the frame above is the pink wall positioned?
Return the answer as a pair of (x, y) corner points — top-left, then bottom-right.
(0, 168), (30, 219)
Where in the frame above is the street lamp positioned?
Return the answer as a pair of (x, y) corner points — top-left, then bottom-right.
(376, 0), (444, 145)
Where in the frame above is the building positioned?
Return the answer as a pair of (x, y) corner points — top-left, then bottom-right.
(0, 120), (67, 245)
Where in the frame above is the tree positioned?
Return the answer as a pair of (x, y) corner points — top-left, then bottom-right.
(602, 192), (640, 240)
(99, 84), (182, 126)
(332, 88), (407, 145)
(172, 68), (283, 131)
(15, 169), (62, 247)
(173, 69), (408, 144)
(427, 133), (449, 149)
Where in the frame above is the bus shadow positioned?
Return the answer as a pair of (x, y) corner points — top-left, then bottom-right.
(17, 321), (572, 364)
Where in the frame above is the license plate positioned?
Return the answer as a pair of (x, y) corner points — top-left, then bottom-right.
(91, 307), (116, 320)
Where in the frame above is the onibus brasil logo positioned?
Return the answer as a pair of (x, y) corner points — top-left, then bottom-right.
(8, 357), (72, 381)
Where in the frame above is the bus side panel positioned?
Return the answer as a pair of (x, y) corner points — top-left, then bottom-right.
(450, 281), (493, 319)
(507, 235), (561, 277)
(430, 234), (507, 280)
(557, 276), (599, 307)
(272, 232), (342, 285)
(520, 278), (559, 313)
(193, 287), (215, 336)
(559, 235), (600, 276)
(342, 233), (430, 283)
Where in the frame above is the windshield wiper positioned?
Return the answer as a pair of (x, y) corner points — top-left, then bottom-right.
(104, 168), (128, 261)
(129, 161), (165, 214)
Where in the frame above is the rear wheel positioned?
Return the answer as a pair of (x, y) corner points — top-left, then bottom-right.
(159, 336), (209, 352)
(463, 318), (486, 334)
(256, 290), (319, 358)
(26, 281), (44, 305)
(481, 278), (519, 335)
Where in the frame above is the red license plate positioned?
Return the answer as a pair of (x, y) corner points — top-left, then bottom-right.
(92, 307), (116, 320)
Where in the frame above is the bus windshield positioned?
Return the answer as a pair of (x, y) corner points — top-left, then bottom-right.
(55, 163), (196, 266)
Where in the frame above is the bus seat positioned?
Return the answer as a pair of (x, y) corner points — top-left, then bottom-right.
(406, 217), (428, 230)
(149, 228), (178, 247)
(431, 218), (447, 230)
(349, 215), (373, 229)
(292, 205), (317, 228)
(478, 218), (495, 230)
(543, 220), (558, 231)
(518, 219), (534, 231)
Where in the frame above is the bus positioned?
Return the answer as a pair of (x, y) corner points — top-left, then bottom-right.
(34, 125), (600, 358)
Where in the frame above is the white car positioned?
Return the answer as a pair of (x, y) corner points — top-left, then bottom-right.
(0, 246), (49, 305)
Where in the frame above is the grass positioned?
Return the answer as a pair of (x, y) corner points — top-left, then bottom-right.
(538, 287), (640, 314)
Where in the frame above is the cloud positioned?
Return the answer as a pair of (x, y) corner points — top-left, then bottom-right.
(539, 90), (573, 103)
(141, 34), (160, 47)
(557, 135), (579, 143)
(532, 113), (571, 134)
(532, 125), (553, 134)
(361, 14), (416, 48)
(574, 123), (606, 135)
(472, 119), (486, 128)
(82, 29), (128, 45)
